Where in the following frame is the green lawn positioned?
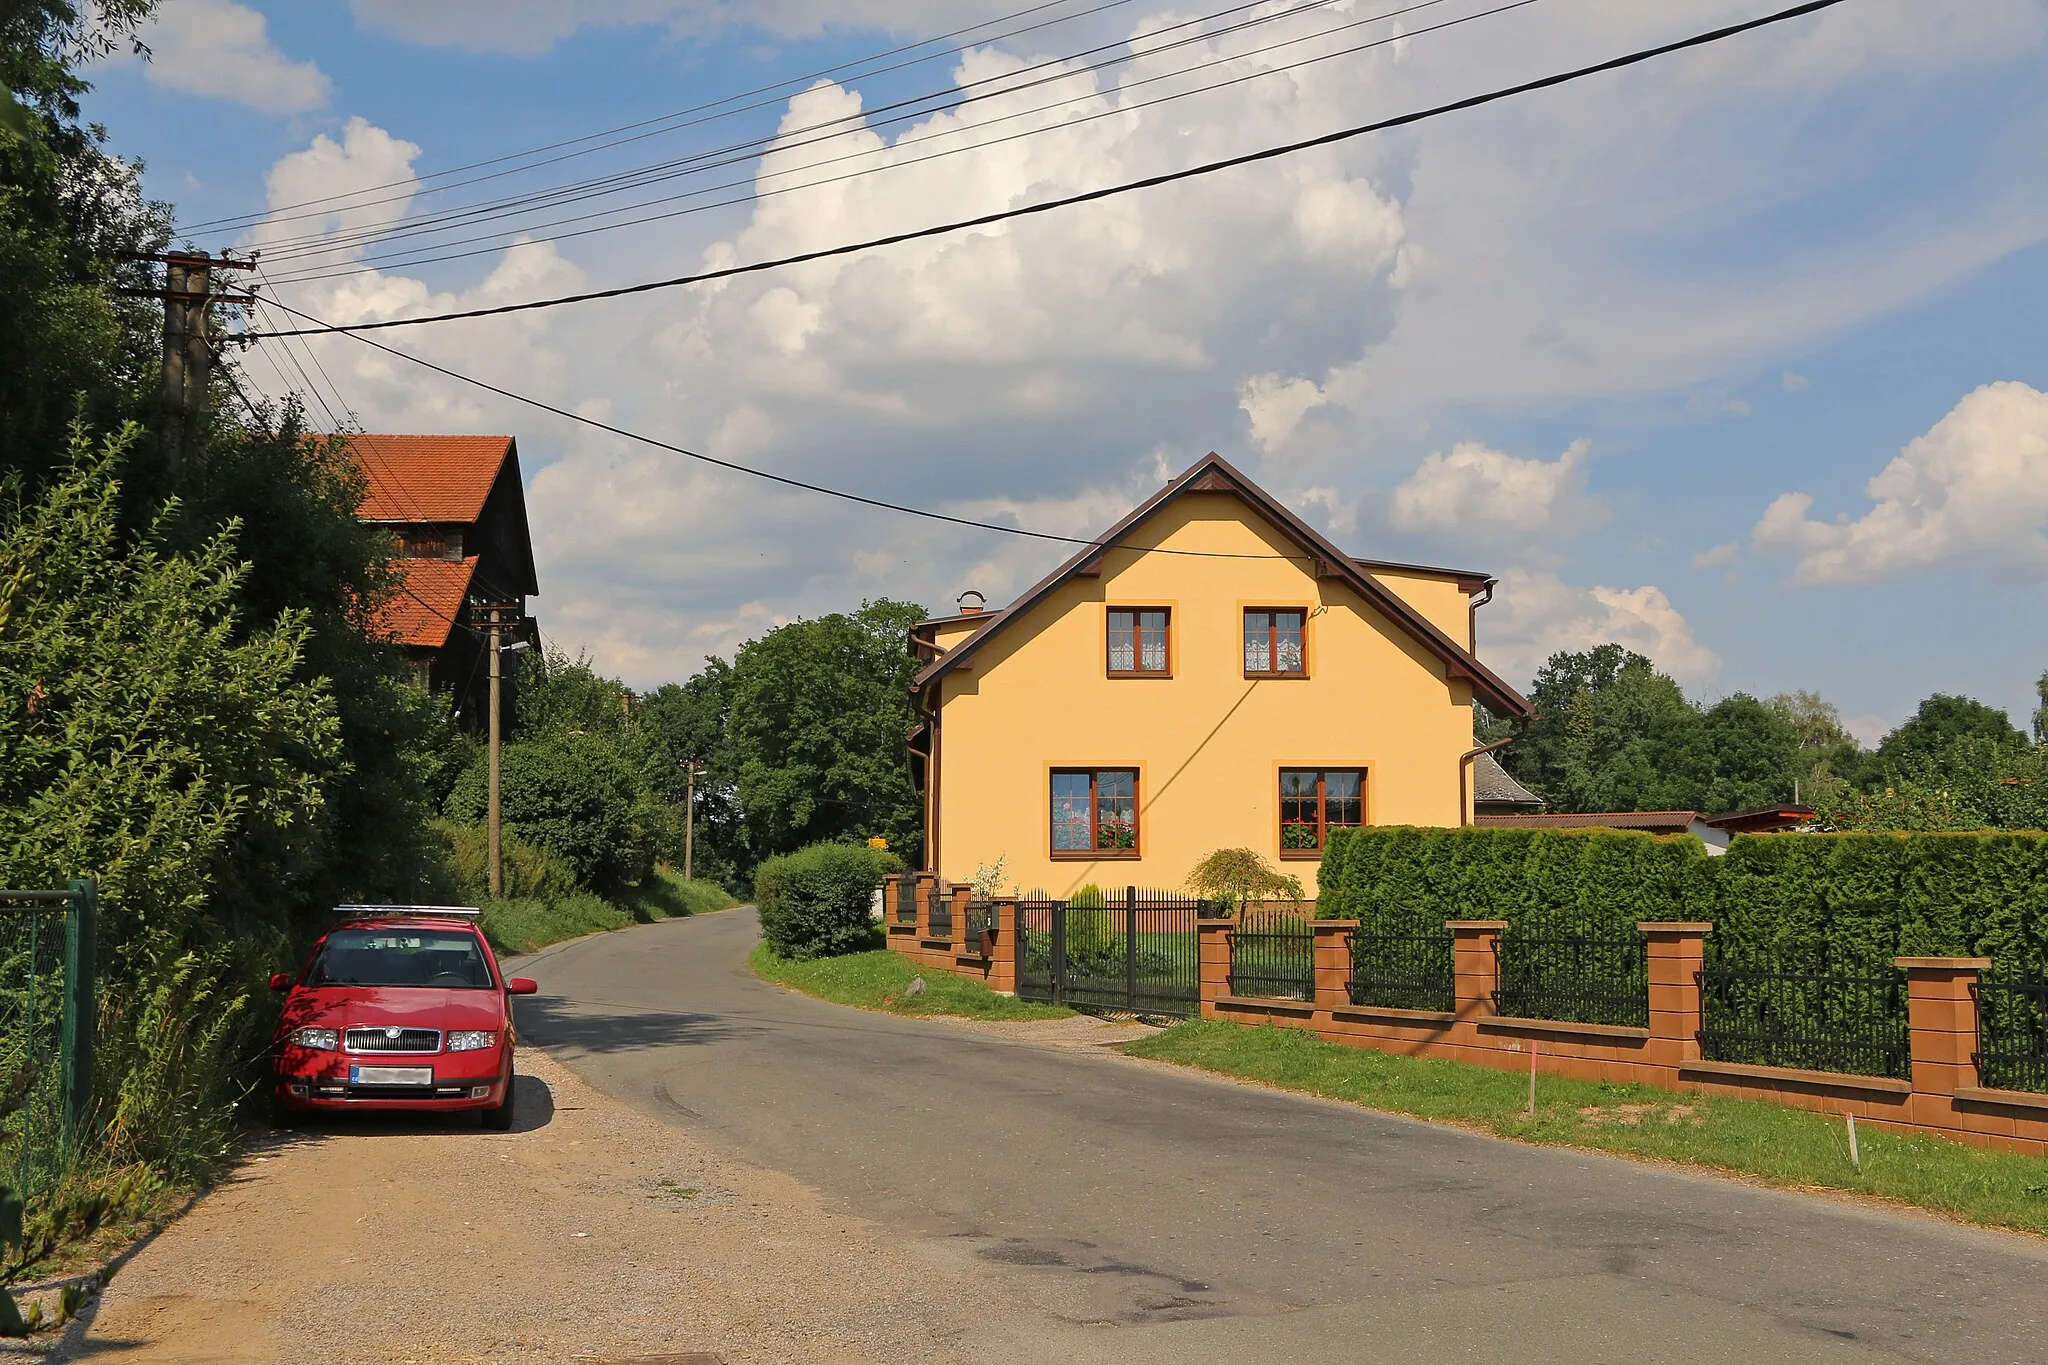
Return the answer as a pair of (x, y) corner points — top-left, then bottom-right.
(1127, 1018), (2048, 1238)
(481, 869), (736, 956)
(751, 943), (1074, 1020)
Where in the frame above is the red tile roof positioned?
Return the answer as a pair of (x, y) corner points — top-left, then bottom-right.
(375, 556), (479, 649)
(341, 434), (514, 524)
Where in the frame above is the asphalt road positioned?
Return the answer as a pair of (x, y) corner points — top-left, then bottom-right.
(517, 911), (2048, 1363)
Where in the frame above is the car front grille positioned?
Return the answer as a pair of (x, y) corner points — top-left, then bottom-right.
(344, 1027), (442, 1054)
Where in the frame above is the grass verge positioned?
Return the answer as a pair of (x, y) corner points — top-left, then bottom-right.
(751, 942), (1073, 1020)
(481, 869), (736, 955)
(1126, 1018), (2048, 1237)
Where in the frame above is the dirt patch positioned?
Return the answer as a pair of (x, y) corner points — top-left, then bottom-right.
(1577, 1102), (1704, 1128)
(60, 1048), (978, 1364)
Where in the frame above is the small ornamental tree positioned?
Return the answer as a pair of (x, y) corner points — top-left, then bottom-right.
(1185, 848), (1303, 915)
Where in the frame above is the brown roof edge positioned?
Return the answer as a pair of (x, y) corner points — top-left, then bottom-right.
(1352, 557), (1496, 594)
(912, 452), (1533, 717)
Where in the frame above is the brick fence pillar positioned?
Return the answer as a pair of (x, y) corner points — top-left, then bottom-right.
(986, 898), (1017, 993)
(1639, 921), (1711, 1077)
(1312, 920), (1357, 1012)
(1897, 956), (1990, 1126)
(1198, 918), (1235, 1019)
(1447, 921), (1506, 1021)
(912, 872), (937, 943)
(950, 884), (972, 956)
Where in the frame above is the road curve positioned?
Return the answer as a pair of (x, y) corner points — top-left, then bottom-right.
(518, 910), (2048, 1363)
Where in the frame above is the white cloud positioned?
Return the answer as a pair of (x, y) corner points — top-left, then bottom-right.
(1749, 381), (2048, 584)
(1842, 713), (1891, 749)
(1390, 438), (1605, 545)
(237, 0), (2048, 685)
(137, 0), (329, 114)
(1478, 568), (1722, 689)
(1782, 371), (1812, 391)
(1691, 541), (1739, 568)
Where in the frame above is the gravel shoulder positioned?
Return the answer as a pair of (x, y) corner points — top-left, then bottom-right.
(60, 1046), (980, 1364)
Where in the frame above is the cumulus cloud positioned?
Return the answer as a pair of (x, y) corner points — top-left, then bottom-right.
(1750, 381), (2048, 584)
(138, 0), (329, 114)
(240, 0), (2048, 684)
(1390, 438), (1605, 546)
(1691, 541), (1739, 568)
(1477, 568), (1721, 689)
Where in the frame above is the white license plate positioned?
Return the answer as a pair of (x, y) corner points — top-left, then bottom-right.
(351, 1065), (433, 1086)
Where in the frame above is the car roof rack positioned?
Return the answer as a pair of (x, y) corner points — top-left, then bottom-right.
(332, 905), (483, 919)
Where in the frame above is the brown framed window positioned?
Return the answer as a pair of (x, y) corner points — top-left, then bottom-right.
(1280, 769), (1364, 854)
(1107, 608), (1170, 675)
(1245, 609), (1307, 676)
(1051, 769), (1138, 855)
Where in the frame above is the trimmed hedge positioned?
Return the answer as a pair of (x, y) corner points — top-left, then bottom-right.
(755, 842), (891, 959)
(1319, 826), (2048, 975)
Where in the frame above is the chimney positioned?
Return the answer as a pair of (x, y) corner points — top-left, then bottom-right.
(956, 590), (986, 616)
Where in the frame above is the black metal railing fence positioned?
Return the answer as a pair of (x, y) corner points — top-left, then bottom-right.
(1495, 919), (1648, 1028)
(1013, 888), (1211, 1016)
(964, 901), (994, 955)
(1349, 927), (1455, 1013)
(1696, 951), (1909, 1080)
(1975, 973), (2048, 1093)
(1228, 908), (1314, 1000)
(926, 882), (953, 940)
(893, 874), (917, 924)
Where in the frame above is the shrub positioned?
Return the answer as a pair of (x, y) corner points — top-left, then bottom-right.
(428, 819), (579, 903)
(1066, 883), (1114, 960)
(1185, 847), (1303, 914)
(755, 842), (888, 959)
(446, 733), (654, 894)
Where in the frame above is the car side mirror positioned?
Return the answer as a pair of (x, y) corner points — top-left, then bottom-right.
(507, 977), (538, 996)
(269, 972), (291, 991)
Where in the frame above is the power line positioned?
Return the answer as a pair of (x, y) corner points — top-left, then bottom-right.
(248, 0), (1421, 268)
(250, 0), (1851, 340)
(254, 292), (1321, 563)
(260, 0), (1496, 285)
(175, 0), (1144, 236)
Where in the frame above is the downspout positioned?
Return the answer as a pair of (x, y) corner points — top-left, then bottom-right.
(912, 679), (940, 875)
(1467, 577), (1496, 653)
(1458, 736), (1516, 828)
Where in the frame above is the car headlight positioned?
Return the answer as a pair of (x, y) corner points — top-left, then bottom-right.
(289, 1027), (340, 1051)
(446, 1030), (498, 1052)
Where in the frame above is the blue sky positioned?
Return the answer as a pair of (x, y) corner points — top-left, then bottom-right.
(82, 0), (2048, 740)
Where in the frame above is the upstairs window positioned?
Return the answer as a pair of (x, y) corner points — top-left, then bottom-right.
(1245, 609), (1307, 676)
(1107, 608), (1170, 675)
(1280, 768), (1364, 854)
(1051, 769), (1139, 855)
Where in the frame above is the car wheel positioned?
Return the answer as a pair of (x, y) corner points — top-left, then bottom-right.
(479, 1074), (516, 1131)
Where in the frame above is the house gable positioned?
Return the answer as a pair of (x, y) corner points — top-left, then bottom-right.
(915, 453), (1531, 717)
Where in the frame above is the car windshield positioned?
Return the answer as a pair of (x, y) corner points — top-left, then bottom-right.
(307, 928), (495, 989)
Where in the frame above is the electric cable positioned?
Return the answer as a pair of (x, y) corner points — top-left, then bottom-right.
(249, 0), (1852, 339)
(248, 0), (1430, 266)
(261, 0), (1498, 283)
(174, 0), (1147, 236)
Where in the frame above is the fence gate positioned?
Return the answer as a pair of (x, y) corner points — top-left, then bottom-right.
(1013, 887), (1214, 1017)
(0, 880), (97, 1206)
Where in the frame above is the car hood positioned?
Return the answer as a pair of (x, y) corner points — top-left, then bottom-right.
(278, 986), (505, 1035)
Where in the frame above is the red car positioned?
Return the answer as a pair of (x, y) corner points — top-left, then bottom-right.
(269, 907), (537, 1129)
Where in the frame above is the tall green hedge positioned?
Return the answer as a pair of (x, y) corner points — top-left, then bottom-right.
(1318, 827), (2048, 976)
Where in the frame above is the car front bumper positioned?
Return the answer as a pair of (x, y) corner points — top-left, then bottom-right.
(273, 1057), (510, 1112)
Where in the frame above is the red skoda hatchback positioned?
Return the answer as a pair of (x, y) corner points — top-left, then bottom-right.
(269, 907), (537, 1129)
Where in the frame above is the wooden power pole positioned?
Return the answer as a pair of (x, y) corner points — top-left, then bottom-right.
(478, 603), (524, 898)
(681, 760), (701, 882)
(148, 251), (254, 483)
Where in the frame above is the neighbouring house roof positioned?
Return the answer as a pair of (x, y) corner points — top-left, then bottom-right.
(342, 434), (516, 524)
(375, 556), (479, 649)
(1472, 752), (1543, 809)
(911, 452), (1533, 717)
(1473, 806), (1817, 835)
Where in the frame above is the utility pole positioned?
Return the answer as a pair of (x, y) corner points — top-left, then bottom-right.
(681, 759), (701, 883)
(477, 602), (524, 899)
(134, 251), (255, 484)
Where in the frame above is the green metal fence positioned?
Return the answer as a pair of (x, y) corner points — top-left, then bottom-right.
(0, 881), (97, 1206)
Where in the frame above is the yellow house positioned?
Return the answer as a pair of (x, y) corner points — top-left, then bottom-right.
(907, 453), (1533, 899)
